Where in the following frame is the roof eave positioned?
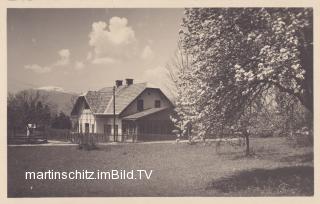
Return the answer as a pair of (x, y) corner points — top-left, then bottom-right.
(94, 113), (120, 116)
(122, 107), (170, 121)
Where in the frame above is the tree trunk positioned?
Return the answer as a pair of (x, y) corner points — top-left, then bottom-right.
(245, 134), (250, 156)
(243, 129), (250, 156)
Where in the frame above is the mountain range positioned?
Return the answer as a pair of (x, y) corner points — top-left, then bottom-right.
(36, 88), (78, 116)
(12, 87), (79, 116)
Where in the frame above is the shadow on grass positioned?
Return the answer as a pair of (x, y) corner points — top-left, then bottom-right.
(206, 166), (313, 196)
(279, 152), (313, 163)
(8, 139), (48, 145)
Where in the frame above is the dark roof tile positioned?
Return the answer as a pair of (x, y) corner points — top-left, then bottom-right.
(84, 83), (149, 114)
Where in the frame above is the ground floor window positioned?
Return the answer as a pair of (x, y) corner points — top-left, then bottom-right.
(155, 100), (161, 108)
(73, 121), (79, 132)
(114, 125), (118, 136)
(104, 124), (111, 135)
(85, 123), (89, 133)
(122, 121), (136, 136)
(139, 120), (172, 135)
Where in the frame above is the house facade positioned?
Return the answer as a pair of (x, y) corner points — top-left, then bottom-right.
(70, 79), (175, 141)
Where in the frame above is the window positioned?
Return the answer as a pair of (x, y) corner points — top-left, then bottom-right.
(122, 124), (127, 135)
(155, 100), (161, 108)
(85, 123), (90, 133)
(74, 122), (79, 132)
(104, 124), (111, 135)
(92, 124), (95, 133)
(137, 99), (144, 111)
(114, 125), (118, 136)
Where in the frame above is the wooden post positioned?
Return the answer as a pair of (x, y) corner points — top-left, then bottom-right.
(135, 122), (139, 142)
(113, 86), (116, 142)
(242, 128), (250, 156)
(133, 122), (136, 142)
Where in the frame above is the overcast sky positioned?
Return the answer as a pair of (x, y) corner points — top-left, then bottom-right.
(7, 8), (184, 94)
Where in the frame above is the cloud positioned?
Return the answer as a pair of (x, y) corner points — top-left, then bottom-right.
(26, 17), (142, 73)
(31, 38), (37, 44)
(24, 64), (51, 73)
(25, 49), (71, 73)
(88, 17), (137, 62)
(89, 17), (135, 47)
(74, 61), (85, 70)
(86, 52), (93, 61)
(55, 49), (71, 66)
(36, 86), (65, 92)
(58, 49), (70, 58)
(91, 57), (116, 65)
(141, 45), (155, 60)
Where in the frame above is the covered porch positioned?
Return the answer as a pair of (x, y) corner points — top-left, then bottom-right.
(122, 108), (175, 141)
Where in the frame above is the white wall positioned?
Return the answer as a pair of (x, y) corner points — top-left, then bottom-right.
(75, 88), (171, 135)
(78, 109), (96, 133)
(95, 116), (122, 134)
(76, 100), (123, 135)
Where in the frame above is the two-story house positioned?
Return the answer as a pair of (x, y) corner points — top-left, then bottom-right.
(70, 79), (174, 141)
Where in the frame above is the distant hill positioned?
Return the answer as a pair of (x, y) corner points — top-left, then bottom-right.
(36, 89), (78, 116)
(12, 88), (79, 116)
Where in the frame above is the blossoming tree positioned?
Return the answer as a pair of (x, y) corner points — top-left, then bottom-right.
(176, 8), (312, 154)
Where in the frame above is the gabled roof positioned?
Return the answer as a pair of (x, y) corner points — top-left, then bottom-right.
(72, 83), (171, 115)
(85, 90), (113, 113)
(103, 82), (147, 114)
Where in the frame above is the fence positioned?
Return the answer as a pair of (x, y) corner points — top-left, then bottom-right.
(45, 128), (176, 144)
(7, 126), (177, 145)
(7, 129), (48, 144)
(138, 133), (176, 141)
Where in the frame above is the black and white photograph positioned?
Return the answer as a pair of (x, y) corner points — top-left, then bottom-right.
(5, 5), (315, 198)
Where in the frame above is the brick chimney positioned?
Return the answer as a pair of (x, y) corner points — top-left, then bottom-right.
(125, 78), (133, 86)
(115, 80), (123, 87)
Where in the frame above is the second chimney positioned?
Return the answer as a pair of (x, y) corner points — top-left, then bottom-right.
(125, 78), (133, 86)
(115, 80), (123, 87)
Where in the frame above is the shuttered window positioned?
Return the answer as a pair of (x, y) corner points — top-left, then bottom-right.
(137, 99), (144, 111)
(155, 100), (161, 108)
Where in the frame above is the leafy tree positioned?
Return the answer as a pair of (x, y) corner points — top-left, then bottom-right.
(7, 90), (52, 136)
(42, 105), (52, 127)
(7, 93), (22, 136)
(35, 101), (43, 123)
(51, 112), (72, 129)
(175, 8), (312, 155)
(165, 43), (199, 141)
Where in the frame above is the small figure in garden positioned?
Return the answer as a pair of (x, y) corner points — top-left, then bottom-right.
(26, 125), (30, 137)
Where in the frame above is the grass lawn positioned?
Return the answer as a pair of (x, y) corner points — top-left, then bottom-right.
(7, 137), (313, 197)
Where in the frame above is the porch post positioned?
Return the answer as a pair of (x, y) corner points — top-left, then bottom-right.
(135, 121), (139, 142)
(113, 86), (116, 142)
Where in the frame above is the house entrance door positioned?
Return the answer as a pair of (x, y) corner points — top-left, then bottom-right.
(104, 124), (111, 135)
(85, 123), (90, 134)
(122, 121), (134, 142)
